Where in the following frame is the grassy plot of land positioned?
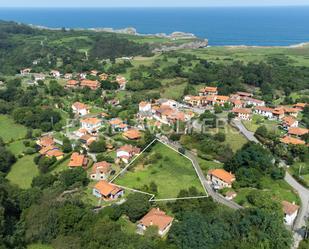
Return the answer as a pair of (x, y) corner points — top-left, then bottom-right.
(234, 177), (300, 207)
(181, 44), (309, 67)
(6, 155), (39, 189)
(289, 162), (309, 186)
(223, 125), (248, 152)
(0, 115), (27, 143)
(114, 141), (205, 199)
(8, 140), (26, 155)
(242, 115), (280, 133)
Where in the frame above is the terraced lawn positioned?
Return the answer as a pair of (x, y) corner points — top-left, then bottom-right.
(6, 155), (39, 189)
(114, 141), (205, 199)
(0, 115), (27, 142)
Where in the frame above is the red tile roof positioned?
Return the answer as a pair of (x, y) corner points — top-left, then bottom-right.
(123, 129), (141, 140)
(280, 136), (305, 145)
(94, 180), (122, 196)
(288, 127), (309, 136)
(282, 201), (299, 215)
(68, 152), (86, 167)
(139, 208), (174, 231)
(208, 169), (236, 184)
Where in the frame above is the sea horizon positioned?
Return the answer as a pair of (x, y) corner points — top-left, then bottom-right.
(1, 6), (309, 46)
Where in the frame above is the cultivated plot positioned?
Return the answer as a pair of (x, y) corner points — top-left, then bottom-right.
(113, 139), (207, 201)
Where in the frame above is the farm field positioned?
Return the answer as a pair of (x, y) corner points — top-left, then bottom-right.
(6, 155), (39, 189)
(114, 141), (205, 199)
(0, 115), (27, 143)
(181, 44), (309, 67)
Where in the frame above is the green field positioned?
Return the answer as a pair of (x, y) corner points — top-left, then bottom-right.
(242, 115), (281, 133)
(234, 177), (300, 207)
(289, 162), (309, 186)
(8, 140), (26, 155)
(0, 115), (27, 142)
(181, 44), (309, 67)
(114, 141), (205, 199)
(6, 155), (39, 189)
(224, 125), (247, 152)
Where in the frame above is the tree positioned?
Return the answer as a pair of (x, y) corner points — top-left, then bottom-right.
(62, 138), (72, 153)
(224, 142), (274, 174)
(121, 193), (150, 222)
(59, 168), (89, 188)
(0, 141), (16, 174)
(89, 138), (106, 153)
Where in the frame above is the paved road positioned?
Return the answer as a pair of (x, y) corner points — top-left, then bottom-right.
(231, 119), (259, 143)
(158, 136), (242, 210)
(285, 172), (309, 230)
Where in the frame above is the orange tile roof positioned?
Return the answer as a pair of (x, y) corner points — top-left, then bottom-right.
(66, 80), (79, 86)
(282, 116), (297, 127)
(46, 149), (64, 157)
(80, 80), (100, 89)
(39, 145), (58, 155)
(232, 108), (252, 114)
(94, 180), (122, 196)
(38, 136), (55, 147)
(282, 201), (299, 215)
(123, 129), (141, 140)
(288, 127), (308, 136)
(92, 161), (111, 174)
(72, 102), (88, 110)
(284, 107), (300, 113)
(208, 169), (236, 184)
(68, 152), (86, 167)
(272, 107), (285, 115)
(118, 144), (140, 154)
(81, 117), (101, 125)
(280, 136), (305, 145)
(215, 95), (229, 101)
(294, 103), (307, 109)
(200, 86), (218, 93)
(109, 118), (123, 126)
(139, 208), (174, 231)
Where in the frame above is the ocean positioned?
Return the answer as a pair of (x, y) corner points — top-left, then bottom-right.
(0, 7), (309, 46)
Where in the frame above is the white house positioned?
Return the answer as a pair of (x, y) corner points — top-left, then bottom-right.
(244, 97), (265, 107)
(80, 117), (102, 134)
(137, 208), (174, 237)
(282, 201), (299, 226)
(232, 108), (252, 121)
(139, 101), (152, 113)
(20, 68), (31, 75)
(116, 145), (140, 164)
(72, 102), (89, 116)
(254, 106), (274, 119)
(207, 169), (236, 189)
(50, 70), (61, 78)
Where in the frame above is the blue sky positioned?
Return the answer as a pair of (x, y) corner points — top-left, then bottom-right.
(1, 0), (309, 7)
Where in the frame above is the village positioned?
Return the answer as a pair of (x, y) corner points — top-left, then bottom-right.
(15, 66), (308, 237)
